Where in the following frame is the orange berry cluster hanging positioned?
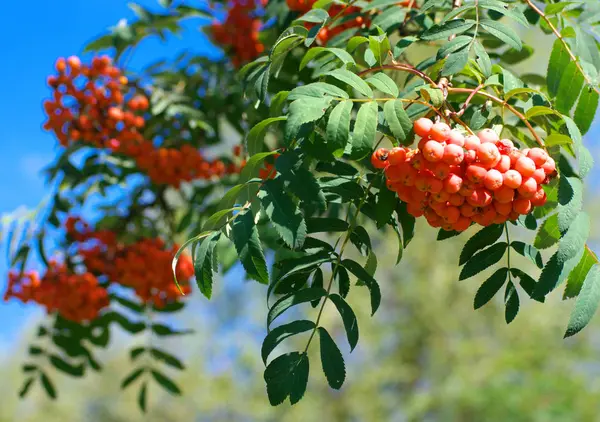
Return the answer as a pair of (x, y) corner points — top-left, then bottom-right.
(4, 262), (109, 323)
(372, 119), (556, 232)
(66, 217), (194, 308)
(211, 0), (266, 67)
(43, 55), (148, 151)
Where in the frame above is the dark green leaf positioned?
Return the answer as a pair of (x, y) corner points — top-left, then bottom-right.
(442, 47), (470, 76)
(194, 231), (221, 299)
(306, 217), (349, 233)
(19, 378), (35, 398)
(534, 214), (561, 249)
(574, 86), (599, 135)
(267, 287), (327, 328)
(459, 242), (508, 281)
(511, 241), (543, 269)
(121, 368), (145, 389)
(383, 99), (413, 143)
(151, 348), (185, 370)
(138, 382), (147, 413)
(130, 347), (145, 360)
(350, 101), (378, 160)
(564, 247), (598, 299)
(40, 373), (57, 399)
(231, 209), (269, 284)
(341, 259), (381, 315)
(329, 294), (359, 351)
(421, 19), (475, 41)
(337, 266), (350, 298)
(437, 229), (461, 241)
(326, 100), (353, 156)
(459, 224), (505, 265)
(326, 69), (373, 97)
(49, 355), (84, 377)
(261, 320), (315, 364)
(264, 352), (309, 406)
(318, 327), (346, 389)
(397, 202), (415, 247)
(474, 268), (508, 309)
(480, 19), (522, 50)
(548, 39), (570, 97)
(151, 370), (181, 395)
(437, 36), (472, 58)
(285, 97), (332, 141)
(555, 61), (585, 114)
(247, 117), (287, 157)
(151, 324), (193, 336)
(504, 281), (520, 324)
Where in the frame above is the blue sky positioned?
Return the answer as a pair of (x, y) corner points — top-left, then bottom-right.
(0, 0), (221, 344)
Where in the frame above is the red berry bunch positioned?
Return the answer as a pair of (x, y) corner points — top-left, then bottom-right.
(258, 153), (280, 180)
(66, 217), (194, 308)
(372, 119), (556, 232)
(315, 5), (370, 45)
(43, 55), (148, 151)
(210, 0), (266, 67)
(4, 262), (109, 323)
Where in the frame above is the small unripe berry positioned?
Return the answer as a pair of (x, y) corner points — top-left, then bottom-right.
(414, 118), (434, 137)
(515, 156), (536, 177)
(430, 122), (451, 141)
(423, 141), (445, 162)
(503, 170), (522, 189)
(478, 128), (499, 144)
(483, 169), (504, 191)
(443, 144), (465, 165)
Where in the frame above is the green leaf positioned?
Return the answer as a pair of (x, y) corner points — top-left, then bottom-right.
(397, 202), (416, 247)
(151, 348), (185, 370)
(419, 86), (444, 107)
(318, 327), (346, 389)
(511, 241), (543, 269)
(548, 39), (570, 97)
(556, 61), (585, 114)
(285, 97), (332, 141)
(525, 106), (560, 119)
(534, 214), (561, 249)
(504, 281), (520, 324)
(306, 217), (349, 233)
(459, 242), (507, 281)
(442, 47), (470, 76)
(350, 101), (378, 160)
(276, 151), (326, 211)
(438, 36), (472, 58)
(329, 294), (359, 351)
(151, 324), (193, 337)
(337, 266), (350, 298)
(121, 368), (145, 389)
(480, 19), (522, 50)
(574, 86), (599, 135)
(295, 8), (329, 23)
(565, 265), (600, 337)
(459, 224), (505, 265)
(247, 117), (287, 157)
(194, 231), (221, 299)
(261, 320), (315, 364)
(326, 100), (353, 156)
(474, 41), (492, 78)
(545, 134), (573, 148)
(474, 268), (508, 309)
(365, 73), (399, 97)
(437, 229), (461, 241)
(258, 178), (307, 249)
(376, 185), (397, 228)
(341, 258), (381, 315)
(383, 99), (413, 143)
(49, 355), (84, 377)
(138, 382), (147, 413)
(564, 248), (598, 299)
(151, 370), (181, 395)
(511, 268), (543, 303)
(231, 209), (269, 284)
(238, 151), (279, 186)
(421, 19), (475, 41)
(300, 47), (355, 70)
(558, 177), (583, 233)
(264, 352), (309, 406)
(19, 378), (35, 398)
(325, 69), (373, 97)
(268, 287), (327, 328)
(40, 373), (57, 399)
(288, 82), (349, 100)
(130, 347), (145, 361)
(368, 34), (391, 66)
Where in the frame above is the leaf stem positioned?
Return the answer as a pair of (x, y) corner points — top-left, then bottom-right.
(524, 0), (600, 96)
(504, 223), (512, 276)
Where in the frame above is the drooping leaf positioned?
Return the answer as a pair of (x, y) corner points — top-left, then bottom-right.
(459, 224), (505, 265)
(474, 268), (509, 309)
(326, 69), (373, 97)
(318, 327), (346, 389)
(264, 352), (309, 406)
(459, 242), (508, 281)
(151, 370), (181, 395)
(349, 101), (379, 160)
(194, 231), (221, 299)
(150, 348), (185, 370)
(306, 217), (349, 233)
(247, 117), (287, 157)
(261, 320), (315, 364)
(383, 99), (413, 143)
(329, 294), (359, 351)
(121, 368), (145, 389)
(267, 287), (327, 328)
(480, 19), (522, 51)
(421, 19), (475, 41)
(40, 373), (57, 399)
(511, 268), (543, 303)
(365, 73), (399, 97)
(341, 258), (381, 315)
(555, 61), (585, 114)
(504, 281), (520, 324)
(534, 214), (561, 250)
(565, 265), (600, 338)
(511, 241), (543, 269)
(231, 209), (269, 284)
(326, 100), (353, 156)
(574, 86), (599, 135)
(564, 247), (598, 299)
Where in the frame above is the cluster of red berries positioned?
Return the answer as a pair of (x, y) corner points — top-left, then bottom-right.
(4, 262), (109, 323)
(258, 152), (280, 179)
(372, 119), (556, 232)
(65, 217), (194, 308)
(211, 0), (266, 67)
(43, 55), (147, 150)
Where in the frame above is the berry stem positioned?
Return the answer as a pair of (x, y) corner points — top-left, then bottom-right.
(504, 223), (512, 274)
(524, 0), (600, 96)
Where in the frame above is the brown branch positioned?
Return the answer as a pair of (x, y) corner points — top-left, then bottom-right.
(524, 0), (600, 96)
(447, 87), (545, 147)
(358, 63), (437, 86)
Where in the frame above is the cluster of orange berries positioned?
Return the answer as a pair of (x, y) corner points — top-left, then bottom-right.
(66, 217), (194, 308)
(372, 119), (556, 232)
(211, 0), (266, 67)
(43, 55), (148, 150)
(44, 56), (244, 187)
(4, 262), (109, 323)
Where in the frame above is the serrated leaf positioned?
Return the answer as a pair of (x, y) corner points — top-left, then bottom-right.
(376, 185), (397, 228)
(564, 247), (598, 299)
(350, 101), (378, 160)
(396, 202), (415, 247)
(151, 370), (181, 395)
(511, 241), (543, 269)
(504, 281), (520, 324)
(231, 209), (269, 284)
(261, 320), (315, 364)
(556, 61), (585, 114)
(474, 40), (492, 77)
(437, 36), (472, 58)
(258, 178), (307, 249)
(365, 73), (399, 97)
(329, 294), (359, 351)
(421, 19), (475, 41)
(288, 82), (349, 100)
(558, 177), (583, 233)
(383, 99), (413, 143)
(480, 19), (522, 51)
(327, 100), (353, 156)
(511, 268), (543, 303)
(318, 327), (346, 389)
(474, 268), (508, 309)
(442, 47), (470, 76)
(548, 39), (570, 97)
(247, 117), (287, 157)
(459, 224), (505, 265)
(300, 47), (355, 70)
(574, 86), (599, 135)
(276, 151), (327, 211)
(337, 266), (350, 298)
(459, 242), (507, 281)
(534, 214), (561, 249)
(264, 352), (309, 406)
(341, 258), (381, 315)
(285, 97), (332, 141)
(326, 69), (373, 97)
(194, 231), (221, 299)
(268, 287), (327, 328)
(565, 265), (600, 337)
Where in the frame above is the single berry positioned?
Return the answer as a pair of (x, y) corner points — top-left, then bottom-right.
(464, 135), (481, 150)
(493, 200), (513, 216)
(478, 128), (499, 144)
(494, 155), (511, 173)
(542, 157), (556, 175)
(527, 148), (549, 167)
(430, 122), (451, 141)
(447, 130), (465, 147)
(468, 188), (492, 207)
(371, 148), (389, 169)
(388, 147), (407, 166)
(432, 161), (451, 180)
(513, 198), (532, 215)
(466, 165), (488, 184)
(423, 141), (445, 162)
(414, 118), (434, 137)
(503, 170), (523, 189)
(514, 156), (536, 178)
(444, 173), (463, 194)
(453, 216), (472, 232)
(443, 144), (465, 165)
(460, 203), (477, 217)
(477, 143), (501, 167)
(530, 187), (547, 207)
(483, 169), (504, 191)
(517, 177), (538, 198)
(532, 168), (547, 184)
(494, 185), (515, 203)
